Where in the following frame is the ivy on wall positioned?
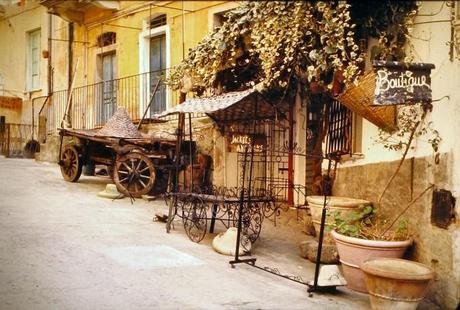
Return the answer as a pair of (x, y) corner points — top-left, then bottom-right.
(167, 1), (417, 96)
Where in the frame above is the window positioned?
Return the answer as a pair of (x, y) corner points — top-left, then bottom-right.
(150, 14), (166, 29)
(27, 29), (40, 90)
(325, 99), (353, 156)
(97, 32), (116, 47)
(213, 10), (231, 29)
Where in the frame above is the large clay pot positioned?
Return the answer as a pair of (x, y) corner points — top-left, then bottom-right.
(307, 196), (371, 244)
(362, 258), (434, 310)
(331, 230), (412, 293)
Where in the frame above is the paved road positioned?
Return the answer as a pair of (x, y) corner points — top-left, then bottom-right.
(0, 157), (369, 310)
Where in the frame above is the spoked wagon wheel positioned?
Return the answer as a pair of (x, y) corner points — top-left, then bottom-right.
(114, 152), (156, 198)
(60, 145), (83, 182)
(182, 197), (208, 243)
(232, 202), (263, 244)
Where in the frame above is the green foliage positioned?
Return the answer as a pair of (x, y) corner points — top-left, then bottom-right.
(167, 1), (363, 93)
(329, 205), (410, 241)
(329, 205), (373, 238)
(376, 103), (442, 156)
(349, 0), (418, 61)
(167, 1), (419, 95)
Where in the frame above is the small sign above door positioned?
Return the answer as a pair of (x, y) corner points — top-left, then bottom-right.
(227, 133), (266, 153)
(373, 61), (435, 106)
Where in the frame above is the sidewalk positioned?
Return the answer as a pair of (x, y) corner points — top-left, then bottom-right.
(0, 157), (373, 309)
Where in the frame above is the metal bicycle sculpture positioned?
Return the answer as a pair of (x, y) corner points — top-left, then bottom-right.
(165, 185), (274, 244)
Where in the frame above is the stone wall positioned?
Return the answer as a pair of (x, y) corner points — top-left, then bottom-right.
(333, 153), (459, 309)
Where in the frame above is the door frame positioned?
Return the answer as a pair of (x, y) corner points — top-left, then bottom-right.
(139, 18), (170, 118)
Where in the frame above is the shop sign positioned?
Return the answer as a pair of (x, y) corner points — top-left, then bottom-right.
(373, 61), (435, 106)
(227, 133), (266, 153)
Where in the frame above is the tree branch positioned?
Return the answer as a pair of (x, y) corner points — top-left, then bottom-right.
(379, 184), (434, 238)
(377, 120), (420, 203)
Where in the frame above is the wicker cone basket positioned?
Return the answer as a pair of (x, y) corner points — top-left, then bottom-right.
(97, 107), (143, 138)
(337, 71), (396, 132)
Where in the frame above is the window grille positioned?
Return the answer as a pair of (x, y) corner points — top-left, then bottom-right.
(150, 14), (167, 29)
(97, 32), (116, 47)
(325, 99), (353, 156)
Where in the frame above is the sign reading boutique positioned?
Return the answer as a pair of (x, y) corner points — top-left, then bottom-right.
(373, 61), (435, 106)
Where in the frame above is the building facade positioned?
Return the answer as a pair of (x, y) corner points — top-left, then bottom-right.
(0, 1), (458, 309)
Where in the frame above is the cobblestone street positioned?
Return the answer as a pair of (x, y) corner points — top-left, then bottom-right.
(0, 157), (371, 309)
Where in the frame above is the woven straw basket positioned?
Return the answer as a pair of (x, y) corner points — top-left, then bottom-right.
(337, 71), (396, 132)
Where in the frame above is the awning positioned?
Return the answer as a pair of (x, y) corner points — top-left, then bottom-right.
(157, 88), (281, 123)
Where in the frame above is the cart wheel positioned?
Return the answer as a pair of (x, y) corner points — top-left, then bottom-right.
(232, 202), (263, 244)
(182, 197), (207, 243)
(114, 152), (156, 198)
(60, 145), (83, 182)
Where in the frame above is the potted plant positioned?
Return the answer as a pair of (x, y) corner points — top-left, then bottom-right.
(331, 74), (441, 293)
(329, 206), (413, 293)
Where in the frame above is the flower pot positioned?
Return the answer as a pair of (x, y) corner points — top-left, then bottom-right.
(362, 258), (434, 310)
(307, 196), (371, 244)
(331, 230), (412, 293)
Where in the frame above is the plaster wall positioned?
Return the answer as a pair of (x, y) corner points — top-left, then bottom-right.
(0, 1), (48, 99)
(333, 2), (460, 308)
(0, 1), (55, 127)
(0, 96), (22, 124)
(64, 1), (234, 106)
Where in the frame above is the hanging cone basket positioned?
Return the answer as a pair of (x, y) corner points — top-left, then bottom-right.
(336, 71), (396, 132)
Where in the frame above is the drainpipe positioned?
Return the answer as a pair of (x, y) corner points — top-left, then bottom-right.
(47, 13), (53, 95)
(68, 22), (74, 90)
(288, 101), (294, 205)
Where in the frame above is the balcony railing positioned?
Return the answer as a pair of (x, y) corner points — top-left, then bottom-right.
(40, 69), (179, 135)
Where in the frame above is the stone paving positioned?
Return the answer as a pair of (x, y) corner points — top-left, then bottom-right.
(0, 157), (371, 309)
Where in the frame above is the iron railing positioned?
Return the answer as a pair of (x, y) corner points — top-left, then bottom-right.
(40, 69), (179, 134)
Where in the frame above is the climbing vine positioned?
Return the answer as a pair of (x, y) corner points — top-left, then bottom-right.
(167, 1), (363, 94)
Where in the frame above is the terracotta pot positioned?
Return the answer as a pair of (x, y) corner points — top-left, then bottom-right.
(307, 196), (371, 244)
(362, 258), (434, 310)
(331, 230), (412, 293)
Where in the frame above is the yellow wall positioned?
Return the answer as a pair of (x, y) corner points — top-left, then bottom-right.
(0, 1), (241, 125)
(0, 0), (57, 127)
(68, 1), (239, 104)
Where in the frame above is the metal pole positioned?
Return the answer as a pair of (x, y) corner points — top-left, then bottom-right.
(233, 146), (248, 262)
(137, 78), (161, 130)
(311, 158), (332, 290)
(230, 95), (259, 266)
(188, 113), (193, 192)
(167, 111), (185, 233)
(288, 101), (294, 205)
(6, 124), (10, 157)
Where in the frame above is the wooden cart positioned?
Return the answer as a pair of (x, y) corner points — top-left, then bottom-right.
(58, 128), (176, 198)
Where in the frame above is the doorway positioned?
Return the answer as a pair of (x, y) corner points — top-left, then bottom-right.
(97, 52), (117, 125)
(149, 34), (166, 115)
